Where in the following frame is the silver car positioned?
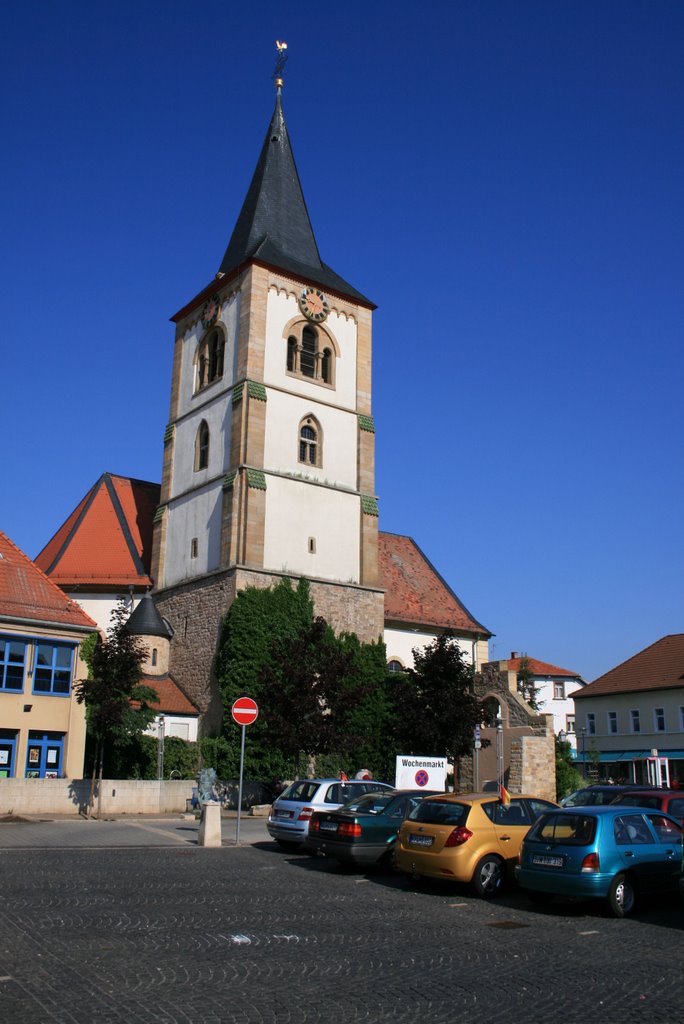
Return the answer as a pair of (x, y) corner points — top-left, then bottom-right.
(268, 778), (394, 849)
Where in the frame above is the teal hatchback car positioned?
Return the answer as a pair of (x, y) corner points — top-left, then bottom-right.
(516, 805), (683, 916)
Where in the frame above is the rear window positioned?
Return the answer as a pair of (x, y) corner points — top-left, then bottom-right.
(342, 793), (394, 814)
(408, 800), (469, 826)
(528, 813), (597, 845)
(668, 799), (684, 820)
(280, 781), (320, 803)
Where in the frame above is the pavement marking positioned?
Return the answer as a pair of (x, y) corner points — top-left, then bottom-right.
(0, 976), (13, 982)
(448, 903), (468, 907)
(124, 820), (196, 844)
(229, 934), (252, 944)
(579, 930), (601, 935)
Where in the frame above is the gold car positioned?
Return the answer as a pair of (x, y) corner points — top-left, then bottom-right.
(396, 792), (557, 897)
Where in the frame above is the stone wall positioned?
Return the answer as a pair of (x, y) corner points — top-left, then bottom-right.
(0, 779), (194, 816)
(155, 567), (385, 735)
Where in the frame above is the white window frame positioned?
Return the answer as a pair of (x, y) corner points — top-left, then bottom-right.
(553, 681), (565, 700)
(630, 708), (641, 734)
(653, 707), (666, 733)
(566, 715), (576, 735)
(607, 711), (618, 735)
(586, 712), (596, 736)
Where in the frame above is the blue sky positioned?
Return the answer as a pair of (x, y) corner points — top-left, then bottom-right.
(2, 1), (682, 682)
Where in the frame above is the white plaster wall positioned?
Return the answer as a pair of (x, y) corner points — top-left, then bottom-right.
(263, 476), (360, 582)
(146, 714), (199, 743)
(534, 680), (583, 747)
(384, 627), (475, 669)
(172, 394), (232, 497)
(264, 390), (358, 488)
(70, 593), (139, 634)
(164, 482), (224, 587)
(263, 289), (358, 410)
(0, 779), (194, 815)
(176, 291), (240, 420)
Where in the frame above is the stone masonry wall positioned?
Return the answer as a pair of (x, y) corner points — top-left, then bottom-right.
(155, 568), (385, 735)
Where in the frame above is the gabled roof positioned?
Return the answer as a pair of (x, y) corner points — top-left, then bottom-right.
(216, 92), (372, 307)
(0, 530), (96, 631)
(506, 656), (583, 680)
(35, 474), (160, 589)
(379, 532), (490, 637)
(573, 635), (684, 699)
(140, 675), (199, 716)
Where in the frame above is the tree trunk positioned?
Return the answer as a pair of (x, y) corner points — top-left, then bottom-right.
(97, 742), (104, 820)
(87, 739), (99, 817)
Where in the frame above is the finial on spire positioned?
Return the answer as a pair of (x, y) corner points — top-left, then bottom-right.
(273, 40), (288, 90)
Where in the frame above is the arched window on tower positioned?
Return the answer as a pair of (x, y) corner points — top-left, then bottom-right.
(298, 415), (321, 467)
(285, 323), (336, 388)
(195, 420), (210, 471)
(195, 327), (225, 392)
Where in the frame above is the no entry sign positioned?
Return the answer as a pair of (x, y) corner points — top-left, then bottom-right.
(231, 696), (259, 727)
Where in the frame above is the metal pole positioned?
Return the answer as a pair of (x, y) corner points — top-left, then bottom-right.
(236, 723), (246, 845)
(581, 727), (586, 779)
(475, 746), (479, 792)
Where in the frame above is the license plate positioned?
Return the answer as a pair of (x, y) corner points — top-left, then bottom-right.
(319, 821), (338, 833)
(276, 809), (293, 819)
(532, 854), (563, 868)
(409, 834), (434, 848)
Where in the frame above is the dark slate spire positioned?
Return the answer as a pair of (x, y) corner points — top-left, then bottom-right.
(125, 592), (173, 639)
(218, 91), (372, 306)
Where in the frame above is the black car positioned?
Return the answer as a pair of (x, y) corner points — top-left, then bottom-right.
(560, 784), (640, 807)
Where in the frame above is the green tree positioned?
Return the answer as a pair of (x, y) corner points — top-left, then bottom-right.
(555, 735), (584, 800)
(75, 600), (159, 815)
(392, 634), (483, 785)
(516, 656), (542, 711)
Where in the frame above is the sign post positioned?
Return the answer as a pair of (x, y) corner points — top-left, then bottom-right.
(473, 725), (481, 791)
(231, 697), (259, 844)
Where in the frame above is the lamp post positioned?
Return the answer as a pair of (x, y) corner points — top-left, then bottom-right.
(580, 726), (587, 778)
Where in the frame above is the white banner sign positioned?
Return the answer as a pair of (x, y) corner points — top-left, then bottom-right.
(395, 755), (447, 791)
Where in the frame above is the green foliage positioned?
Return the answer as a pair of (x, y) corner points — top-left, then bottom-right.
(392, 634), (483, 761)
(555, 736), (584, 800)
(79, 631), (99, 677)
(75, 601), (159, 748)
(516, 656), (543, 711)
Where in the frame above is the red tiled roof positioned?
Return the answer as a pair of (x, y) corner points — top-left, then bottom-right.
(572, 635), (684, 699)
(35, 474), (160, 588)
(379, 532), (490, 636)
(0, 531), (96, 630)
(140, 675), (199, 716)
(506, 656), (581, 679)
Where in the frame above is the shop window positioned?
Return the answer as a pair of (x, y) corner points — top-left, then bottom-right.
(33, 643), (73, 696)
(0, 730), (18, 778)
(0, 638), (26, 691)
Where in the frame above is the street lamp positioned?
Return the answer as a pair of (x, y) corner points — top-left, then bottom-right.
(580, 727), (587, 778)
(558, 729), (566, 744)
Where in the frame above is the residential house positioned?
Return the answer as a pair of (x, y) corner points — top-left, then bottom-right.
(487, 653), (586, 749)
(0, 530), (96, 779)
(571, 634), (684, 786)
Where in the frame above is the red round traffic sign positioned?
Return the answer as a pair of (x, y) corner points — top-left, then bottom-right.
(231, 696), (259, 726)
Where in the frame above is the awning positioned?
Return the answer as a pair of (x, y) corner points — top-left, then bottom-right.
(575, 750), (684, 763)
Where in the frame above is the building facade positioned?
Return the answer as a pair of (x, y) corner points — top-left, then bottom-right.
(0, 531), (95, 780)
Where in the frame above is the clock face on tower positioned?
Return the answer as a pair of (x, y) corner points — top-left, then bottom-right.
(202, 294), (220, 329)
(298, 287), (330, 323)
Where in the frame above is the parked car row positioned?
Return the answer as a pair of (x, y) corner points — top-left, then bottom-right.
(267, 780), (684, 917)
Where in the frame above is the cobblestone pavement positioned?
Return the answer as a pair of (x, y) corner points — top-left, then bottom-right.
(0, 832), (682, 1023)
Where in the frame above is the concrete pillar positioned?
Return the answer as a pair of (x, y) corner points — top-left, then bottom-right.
(198, 802), (222, 847)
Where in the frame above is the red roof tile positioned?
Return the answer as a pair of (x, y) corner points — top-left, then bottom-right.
(506, 656), (581, 679)
(379, 532), (490, 636)
(572, 635), (684, 699)
(140, 675), (199, 716)
(0, 531), (96, 630)
(35, 474), (160, 588)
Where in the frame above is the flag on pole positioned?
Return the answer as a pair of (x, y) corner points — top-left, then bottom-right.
(500, 784), (511, 806)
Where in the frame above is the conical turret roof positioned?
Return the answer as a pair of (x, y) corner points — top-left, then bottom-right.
(125, 592), (173, 639)
(218, 92), (372, 306)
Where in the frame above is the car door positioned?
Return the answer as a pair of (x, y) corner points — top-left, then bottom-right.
(645, 813), (683, 891)
(487, 799), (533, 864)
(613, 812), (675, 893)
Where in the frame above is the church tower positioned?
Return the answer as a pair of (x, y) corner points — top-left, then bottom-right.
(151, 68), (384, 727)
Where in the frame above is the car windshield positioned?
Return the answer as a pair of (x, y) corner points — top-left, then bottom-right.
(563, 789), (613, 807)
(341, 793), (394, 814)
(279, 781), (320, 803)
(408, 800), (468, 826)
(528, 813), (597, 845)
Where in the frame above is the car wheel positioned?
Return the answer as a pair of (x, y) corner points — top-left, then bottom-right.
(526, 889), (554, 908)
(606, 873), (636, 917)
(379, 843), (397, 872)
(471, 854), (504, 898)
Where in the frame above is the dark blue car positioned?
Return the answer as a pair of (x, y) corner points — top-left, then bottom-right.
(516, 805), (683, 916)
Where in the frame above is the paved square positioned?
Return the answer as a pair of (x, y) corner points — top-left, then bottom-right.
(0, 821), (682, 1022)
